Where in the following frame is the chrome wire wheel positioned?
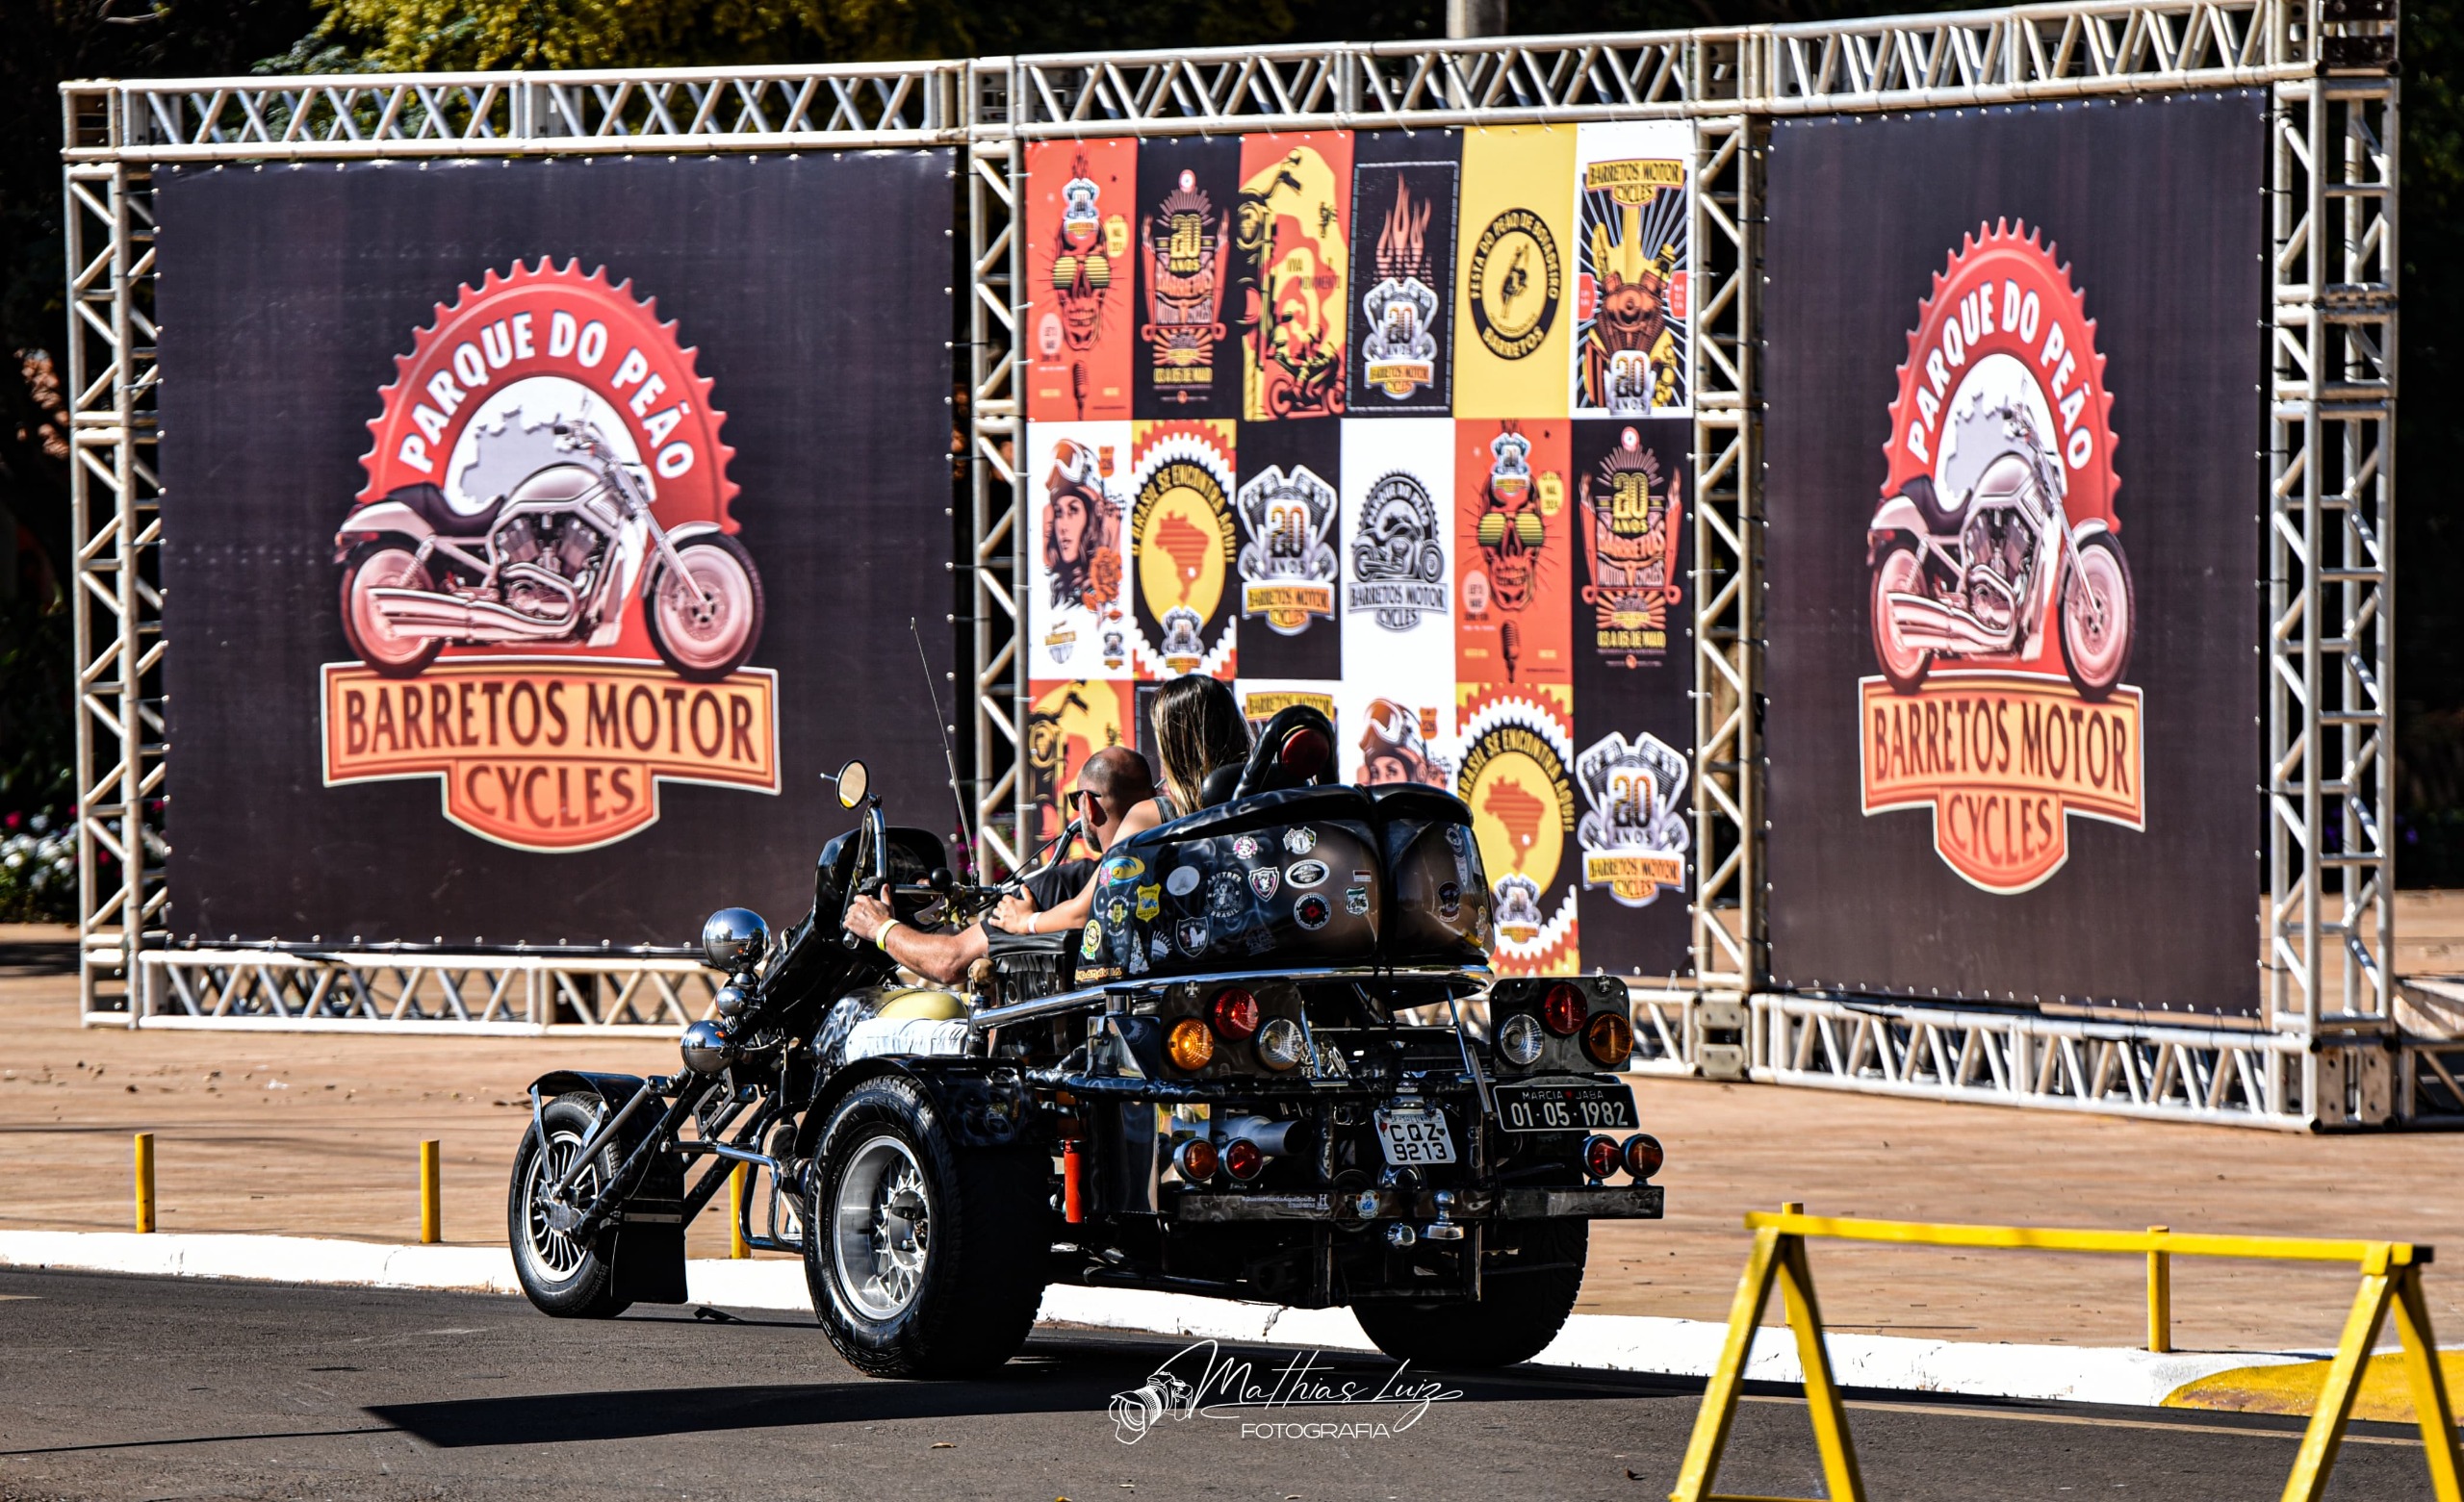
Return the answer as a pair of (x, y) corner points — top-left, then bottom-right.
(521, 1127), (600, 1283)
(833, 1134), (932, 1320)
(653, 542), (757, 673)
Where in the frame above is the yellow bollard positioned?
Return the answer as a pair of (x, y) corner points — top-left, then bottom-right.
(2147, 1224), (2172, 1353)
(133, 1132), (155, 1234)
(729, 1163), (751, 1259)
(420, 1139), (441, 1244)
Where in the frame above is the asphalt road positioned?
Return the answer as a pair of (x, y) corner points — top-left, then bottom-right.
(0, 1269), (2437, 1502)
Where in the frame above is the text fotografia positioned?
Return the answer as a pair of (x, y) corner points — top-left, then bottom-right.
(1108, 1341), (1463, 1444)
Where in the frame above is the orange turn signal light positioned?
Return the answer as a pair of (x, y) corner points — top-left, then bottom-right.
(1167, 1016), (1216, 1072)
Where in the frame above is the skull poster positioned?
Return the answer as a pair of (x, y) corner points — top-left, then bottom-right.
(1572, 121), (1692, 419)
(1133, 138), (1242, 420)
(1026, 139), (1136, 421)
(1455, 420), (1572, 687)
(1237, 132), (1351, 422)
(1347, 132), (1459, 417)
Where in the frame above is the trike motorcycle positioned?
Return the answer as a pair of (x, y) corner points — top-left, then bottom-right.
(508, 708), (1667, 1377)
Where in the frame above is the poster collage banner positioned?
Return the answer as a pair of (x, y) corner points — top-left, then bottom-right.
(1023, 123), (1698, 977)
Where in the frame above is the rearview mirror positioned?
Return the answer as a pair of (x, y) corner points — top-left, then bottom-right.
(834, 759), (869, 809)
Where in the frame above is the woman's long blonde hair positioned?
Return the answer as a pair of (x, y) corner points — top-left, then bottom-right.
(1150, 675), (1251, 813)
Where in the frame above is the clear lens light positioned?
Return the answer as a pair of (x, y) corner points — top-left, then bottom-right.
(1498, 1011), (1546, 1067)
(1255, 1016), (1308, 1071)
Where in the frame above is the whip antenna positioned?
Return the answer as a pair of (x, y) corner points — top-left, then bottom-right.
(911, 618), (975, 878)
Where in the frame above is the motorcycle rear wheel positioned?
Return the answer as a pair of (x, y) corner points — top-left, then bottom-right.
(647, 533), (764, 682)
(2059, 532), (2134, 701)
(340, 542), (443, 679)
(1868, 536), (1933, 694)
(1352, 1218), (1588, 1369)
(507, 1094), (631, 1319)
(804, 1075), (1050, 1378)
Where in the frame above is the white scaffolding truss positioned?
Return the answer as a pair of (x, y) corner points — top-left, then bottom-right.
(63, 0), (2430, 1126)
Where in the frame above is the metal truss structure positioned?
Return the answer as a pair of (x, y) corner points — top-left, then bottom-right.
(64, 2), (2429, 1128)
(133, 948), (724, 1035)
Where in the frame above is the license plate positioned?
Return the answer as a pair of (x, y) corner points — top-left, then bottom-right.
(1495, 1081), (1638, 1133)
(1373, 1106), (1455, 1165)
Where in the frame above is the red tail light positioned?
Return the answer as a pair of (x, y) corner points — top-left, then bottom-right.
(1579, 1133), (1622, 1180)
(1210, 988), (1262, 1041)
(1623, 1133), (1664, 1181)
(1541, 981), (1586, 1036)
(1223, 1138), (1266, 1181)
(1174, 1136), (1220, 1182)
(1278, 727), (1330, 779)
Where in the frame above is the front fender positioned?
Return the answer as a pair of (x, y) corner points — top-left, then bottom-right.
(794, 1058), (1040, 1164)
(636, 521), (727, 598)
(528, 1069), (648, 1111)
(336, 500), (434, 548)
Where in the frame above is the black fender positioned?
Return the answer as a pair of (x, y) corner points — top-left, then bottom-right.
(795, 1058), (1047, 1169)
(524, 1069), (687, 1306)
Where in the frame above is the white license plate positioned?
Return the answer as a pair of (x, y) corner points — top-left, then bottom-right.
(1373, 1106), (1455, 1165)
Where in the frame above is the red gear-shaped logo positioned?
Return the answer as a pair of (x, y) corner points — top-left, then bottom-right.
(358, 259), (736, 528)
(1884, 219), (2116, 529)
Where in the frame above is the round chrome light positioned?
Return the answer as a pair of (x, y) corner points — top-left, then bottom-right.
(1623, 1133), (1665, 1181)
(1222, 1138), (1266, 1181)
(700, 907), (769, 972)
(1174, 1136), (1220, 1182)
(1579, 1133), (1623, 1181)
(1498, 1011), (1546, 1067)
(713, 981), (752, 1019)
(679, 1018), (736, 1075)
(1255, 1016), (1308, 1072)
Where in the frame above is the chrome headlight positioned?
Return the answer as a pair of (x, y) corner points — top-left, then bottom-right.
(712, 981), (753, 1020)
(1254, 1016), (1308, 1073)
(700, 907), (768, 972)
(679, 1018), (736, 1075)
(1498, 1011), (1546, 1068)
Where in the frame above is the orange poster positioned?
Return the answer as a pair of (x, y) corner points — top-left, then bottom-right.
(1025, 139), (1137, 421)
(1455, 419), (1573, 686)
(1238, 132), (1352, 420)
(1024, 677), (1137, 856)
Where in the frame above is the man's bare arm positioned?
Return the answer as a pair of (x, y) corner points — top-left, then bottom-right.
(842, 894), (990, 986)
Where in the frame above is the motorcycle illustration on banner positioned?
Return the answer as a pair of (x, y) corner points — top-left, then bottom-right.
(1861, 221), (2143, 894)
(1237, 134), (1351, 420)
(1235, 462), (1339, 638)
(324, 260), (779, 853)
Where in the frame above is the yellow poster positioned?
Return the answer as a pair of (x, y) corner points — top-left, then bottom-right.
(1453, 126), (1578, 420)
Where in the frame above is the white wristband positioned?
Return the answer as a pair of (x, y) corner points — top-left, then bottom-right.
(871, 918), (901, 947)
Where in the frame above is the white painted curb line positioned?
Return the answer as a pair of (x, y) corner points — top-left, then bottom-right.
(0, 1230), (2300, 1407)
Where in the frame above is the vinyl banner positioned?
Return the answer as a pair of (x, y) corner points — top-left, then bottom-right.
(1761, 95), (2264, 1012)
(1453, 126), (1578, 419)
(1232, 419), (1344, 682)
(1025, 677), (1138, 850)
(1339, 418), (1455, 785)
(1025, 139), (1137, 421)
(1134, 137), (1244, 420)
(1455, 420), (1573, 687)
(1572, 419), (1695, 976)
(1348, 132), (1461, 416)
(1026, 420), (1134, 679)
(1128, 420), (1240, 679)
(1458, 684), (1578, 976)
(1572, 120), (1692, 419)
(155, 153), (955, 944)
(1239, 132), (1352, 420)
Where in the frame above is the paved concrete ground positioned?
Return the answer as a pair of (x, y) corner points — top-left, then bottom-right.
(7, 925), (2463, 1351)
(0, 1268), (2440, 1502)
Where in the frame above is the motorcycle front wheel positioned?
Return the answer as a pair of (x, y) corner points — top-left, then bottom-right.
(647, 533), (765, 682)
(339, 542), (443, 679)
(1868, 536), (1933, 694)
(507, 1094), (631, 1319)
(2059, 532), (2135, 701)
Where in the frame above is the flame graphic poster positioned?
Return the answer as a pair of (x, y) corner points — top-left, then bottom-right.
(1347, 132), (1460, 417)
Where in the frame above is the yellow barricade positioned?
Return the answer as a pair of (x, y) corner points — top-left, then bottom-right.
(1670, 1206), (2462, 1502)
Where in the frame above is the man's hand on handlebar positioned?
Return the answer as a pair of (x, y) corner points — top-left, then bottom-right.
(992, 892), (1040, 933)
(843, 892), (895, 946)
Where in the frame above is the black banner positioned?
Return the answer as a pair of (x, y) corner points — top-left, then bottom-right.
(1760, 95), (2263, 1011)
(1570, 418), (1694, 976)
(1132, 138), (1244, 421)
(156, 153), (956, 945)
(1346, 132), (1460, 417)
(1232, 419), (1344, 681)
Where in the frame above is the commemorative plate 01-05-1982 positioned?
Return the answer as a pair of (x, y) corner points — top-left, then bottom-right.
(1493, 1081), (1638, 1134)
(1373, 1105), (1456, 1165)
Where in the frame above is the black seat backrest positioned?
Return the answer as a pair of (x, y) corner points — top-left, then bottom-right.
(1230, 705), (1338, 802)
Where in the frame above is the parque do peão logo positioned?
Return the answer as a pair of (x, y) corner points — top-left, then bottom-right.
(1862, 221), (2143, 894)
(323, 260), (780, 853)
